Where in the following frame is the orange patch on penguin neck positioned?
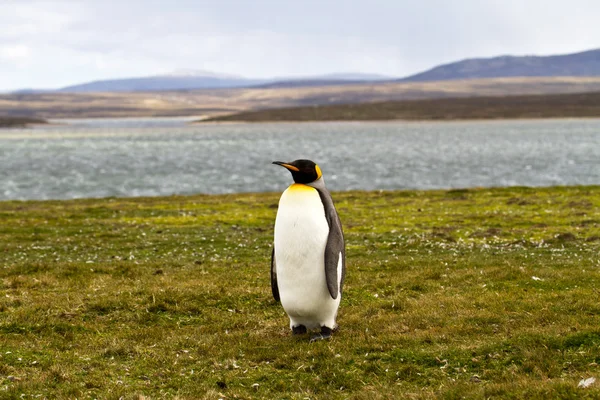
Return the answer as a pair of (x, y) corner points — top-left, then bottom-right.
(289, 183), (316, 192)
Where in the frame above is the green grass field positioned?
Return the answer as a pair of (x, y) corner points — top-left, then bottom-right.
(1, 187), (599, 399)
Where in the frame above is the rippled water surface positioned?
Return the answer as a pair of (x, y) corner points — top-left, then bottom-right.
(1, 117), (599, 200)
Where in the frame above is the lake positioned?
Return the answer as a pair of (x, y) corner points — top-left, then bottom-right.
(1, 118), (599, 201)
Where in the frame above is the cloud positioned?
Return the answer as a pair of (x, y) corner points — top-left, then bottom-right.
(0, 44), (31, 62)
(1, 0), (600, 91)
(0, 1), (82, 39)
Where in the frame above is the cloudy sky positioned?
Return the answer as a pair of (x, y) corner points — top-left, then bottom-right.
(1, 0), (599, 91)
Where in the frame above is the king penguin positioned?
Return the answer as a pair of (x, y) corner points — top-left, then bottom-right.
(271, 159), (346, 342)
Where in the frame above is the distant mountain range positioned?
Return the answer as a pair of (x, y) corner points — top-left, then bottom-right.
(8, 48), (600, 94)
(52, 72), (391, 93)
(400, 48), (600, 82)
(57, 73), (264, 93)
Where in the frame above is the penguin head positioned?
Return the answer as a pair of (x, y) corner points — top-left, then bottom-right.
(272, 159), (323, 184)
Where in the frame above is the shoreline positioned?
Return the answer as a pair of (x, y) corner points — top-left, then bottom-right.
(194, 115), (600, 125)
(4, 115), (600, 129)
(2, 184), (599, 204)
(8, 115), (600, 130)
(0, 116), (48, 128)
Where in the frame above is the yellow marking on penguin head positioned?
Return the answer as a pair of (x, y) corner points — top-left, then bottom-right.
(315, 164), (323, 180)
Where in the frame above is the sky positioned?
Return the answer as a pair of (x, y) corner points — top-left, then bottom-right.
(1, 0), (600, 92)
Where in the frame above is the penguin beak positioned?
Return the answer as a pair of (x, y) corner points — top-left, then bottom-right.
(272, 161), (300, 172)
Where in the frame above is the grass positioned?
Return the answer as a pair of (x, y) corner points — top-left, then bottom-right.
(1, 186), (599, 399)
(202, 91), (600, 122)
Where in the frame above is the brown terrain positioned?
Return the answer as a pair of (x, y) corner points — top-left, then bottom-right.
(0, 116), (47, 128)
(3, 76), (600, 121)
(202, 91), (600, 122)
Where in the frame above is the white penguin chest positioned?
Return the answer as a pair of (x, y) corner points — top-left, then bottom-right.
(274, 184), (329, 290)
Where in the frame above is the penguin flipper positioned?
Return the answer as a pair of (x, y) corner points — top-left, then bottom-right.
(317, 188), (346, 300)
(270, 247), (280, 302)
(324, 221), (345, 299)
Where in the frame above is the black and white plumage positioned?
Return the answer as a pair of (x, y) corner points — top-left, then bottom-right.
(271, 159), (345, 341)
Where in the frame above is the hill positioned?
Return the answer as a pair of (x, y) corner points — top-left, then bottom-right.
(9, 47), (600, 94)
(56, 72), (391, 93)
(252, 73), (391, 89)
(53, 48), (600, 93)
(253, 79), (371, 89)
(402, 48), (600, 82)
(58, 72), (267, 93)
(4, 77), (600, 119)
(201, 91), (600, 122)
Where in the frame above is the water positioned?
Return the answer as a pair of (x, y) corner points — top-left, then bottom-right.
(1, 117), (599, 201)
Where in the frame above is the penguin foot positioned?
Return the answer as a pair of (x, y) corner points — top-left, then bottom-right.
(292, 325), (307, 335)
(309, 326), (333, 343)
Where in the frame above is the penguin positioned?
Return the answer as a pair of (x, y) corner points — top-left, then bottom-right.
(271, 159), (345, 342)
